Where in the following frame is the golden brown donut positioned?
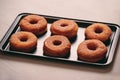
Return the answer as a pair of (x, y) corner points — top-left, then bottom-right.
(9, 31), (37, 52)
(77, 39), (107, 62)
(19, 15), (47, 36)
(50, 19), (78, 39)
(85, 23), (112, 42)
(43, 35), (71, 57)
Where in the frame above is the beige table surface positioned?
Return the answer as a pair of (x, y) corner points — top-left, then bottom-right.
(0, 0), (120, 80)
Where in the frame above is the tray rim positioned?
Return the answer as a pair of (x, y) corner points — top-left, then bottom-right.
(0, 13), (120, 66)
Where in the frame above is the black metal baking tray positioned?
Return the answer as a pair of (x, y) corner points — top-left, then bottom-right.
(0, 13), (120, 66)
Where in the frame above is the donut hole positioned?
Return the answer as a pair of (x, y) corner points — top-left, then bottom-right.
(60, 23), (68, 27)
(53, 40), (62, 46)
(20, 37), (28, 42)
(95, 27), (103, 33)
(87, 43), (97, 50)
(30, 20), (38, 24)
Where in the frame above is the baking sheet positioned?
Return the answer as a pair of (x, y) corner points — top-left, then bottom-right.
(0, 13), (120, 66)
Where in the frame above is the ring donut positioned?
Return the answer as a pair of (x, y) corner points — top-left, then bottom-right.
(85, 23), (112, 42)
(77, 39), (107, 62)
(9, 31), (37, 52)
(43, 35), (71, 57)
(19, 15), (47, 36)
(50, 19), (78, 39)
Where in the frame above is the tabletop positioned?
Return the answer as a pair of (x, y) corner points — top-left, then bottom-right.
(0, 0), (120, 80)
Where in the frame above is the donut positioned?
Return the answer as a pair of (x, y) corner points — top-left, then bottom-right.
(43, 35), (71, 57)
(50, 19), (78, 39)
(9, 31), (37, 52)
(85, 23), (112, 42)
(19, 15), (47, 36)
(77, 39), (107, 62)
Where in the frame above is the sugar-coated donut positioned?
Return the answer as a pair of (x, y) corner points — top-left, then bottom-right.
(77, 39), (107, 62)
(9, 31), (37, 52)
(43, 35), (71, 57)
(19, 15), (47, 36)
(50, 19), (78, 39)
(85, 23), (112, 42)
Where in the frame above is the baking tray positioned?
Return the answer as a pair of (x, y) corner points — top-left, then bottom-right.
(0, 13), (120, 66)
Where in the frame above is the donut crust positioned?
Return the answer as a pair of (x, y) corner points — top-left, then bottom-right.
(85, 23), (112, 42)
(43, 35), (71, 57)
(19, 15), (47, 36)
(50, 19), (78, 39)
(9, 31), (37, 52)
(77, 39), (107, 62)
